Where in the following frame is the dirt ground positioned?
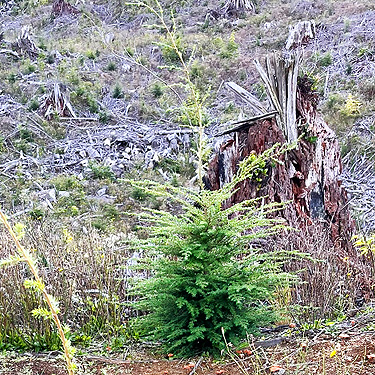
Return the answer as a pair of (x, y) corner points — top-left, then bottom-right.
(1, 331), (375, 375)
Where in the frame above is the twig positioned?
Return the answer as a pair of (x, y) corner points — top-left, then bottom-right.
(188, 357), (203, 375)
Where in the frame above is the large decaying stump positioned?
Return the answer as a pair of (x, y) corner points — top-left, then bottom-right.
(51, 0), (80, 17)
(205, 53), (373, 316)
(12, 26), (39, 60)
(207, 77), (352, 246)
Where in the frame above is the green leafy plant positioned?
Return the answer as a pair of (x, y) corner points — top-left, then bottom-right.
(88, 161), (116, 181)
(150, 82), (164, 98)
(28, 98), (40, 111)
(0, 211), (76, 374)
(126, 0), (209, 188)
(219, 31), (239, 59)
(129, 143), (298, 356)
(316, 52), (333, 67)
(106, 61), (117, 71)
(112, 84), (124, 99)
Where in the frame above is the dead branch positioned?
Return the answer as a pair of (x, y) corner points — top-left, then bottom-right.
(0, 49), (19, 58)
(225, 82), (268, 115)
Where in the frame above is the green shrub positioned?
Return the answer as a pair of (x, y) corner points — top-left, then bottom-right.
(18, 125), (33, 142)
(51, 175), (82, 191)
(88, 161), (116, 181)
(317, 52), (333, 67)
(131, 187), (151, 201)
(112, 84), (124, 99)
(28, 98), (40, 111)
(219, 32), (239, 59)
(86, 49), (100, 60)
(159, 34), (187, 64)
(131, 144), (297, 356)
(99, 111), (110, 123)
(106, 61), (117, 71)
(150, 82), (164, 98)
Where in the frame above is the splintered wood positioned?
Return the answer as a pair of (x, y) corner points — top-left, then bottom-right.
(13, 26), (39, 60)
(206, 57), (354, 249)
(286, 20), (316, 50)
(39, 83), (76, 120)
(254, 52), (301, 143)
(222, 0), (255, 12)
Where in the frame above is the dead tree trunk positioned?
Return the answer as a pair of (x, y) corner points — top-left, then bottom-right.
(205, 54), (373, 312)
(12, 26), (39, 60)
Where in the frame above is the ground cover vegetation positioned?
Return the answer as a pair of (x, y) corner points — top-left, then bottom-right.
(0, 0), (375, 374)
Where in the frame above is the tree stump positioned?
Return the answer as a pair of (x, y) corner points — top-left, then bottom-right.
(51, 0), (80, 18)
(207, 77), (352, 243)
(13, 26), (39, 60)
(205, 63), (373, 314)
(39, 83), (76, 120)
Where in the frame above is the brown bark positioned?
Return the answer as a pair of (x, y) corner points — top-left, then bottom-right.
(205, 76), (372, 305)
(51, 0), (80, 18)
(206, 77), (351, 242)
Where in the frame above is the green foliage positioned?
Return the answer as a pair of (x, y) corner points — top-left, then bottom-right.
(219, 31), (239, 59)
(18, 125), (34, 142)
(159, 34), (187, 64)
(112, 84), (125, 99)
(150, 82), (164, 98)
(130, 143), (298, 356)
(317, 52), (333, 67)
(23, 61), (37, 74)
(86, 49), (100, 60)
(0, 327), (63, 352)
(106, 61), (117, 71)
(99, 110), (110, 123)
(0, 135), (5, 153)
(0, 212), (76, 374)
(178, 91), (209, 127)
(88, 161), (116, 181)
(51, 175), (82, 191)
(131, 186), (151, 201)
(28, 98), (40, 111)
(341, 93), (362, 116)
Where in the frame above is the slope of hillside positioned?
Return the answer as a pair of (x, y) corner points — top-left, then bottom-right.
(1, 0), (375, 373)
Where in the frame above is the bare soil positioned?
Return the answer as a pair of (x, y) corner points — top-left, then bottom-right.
(1, 332), (375, 375)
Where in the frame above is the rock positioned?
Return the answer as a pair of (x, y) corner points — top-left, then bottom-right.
(38, 188), (56, 203)
(104, 32), (115, 44)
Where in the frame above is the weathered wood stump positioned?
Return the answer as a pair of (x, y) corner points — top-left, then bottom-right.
(206, 59), (373, 314)
(12, 26), (39, 60)
(206, 77), (352, 245)
(39, 83), (76, 120)
(51, 0), (80, 18)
